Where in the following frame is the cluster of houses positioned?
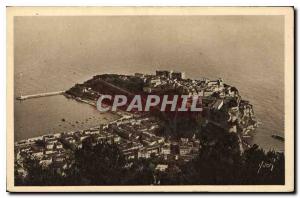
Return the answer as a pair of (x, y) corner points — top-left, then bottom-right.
(106, 116), (201, 162)
(15, 133), (69, 178)
(15, 114), (202, 178)
(139, 70), (233, 98)
(139, 71), (243, 116)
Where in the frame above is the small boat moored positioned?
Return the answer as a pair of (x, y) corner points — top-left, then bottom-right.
(271, 134), (284, 142)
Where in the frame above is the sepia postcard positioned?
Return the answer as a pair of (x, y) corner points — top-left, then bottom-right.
(6, 7), (294, 192)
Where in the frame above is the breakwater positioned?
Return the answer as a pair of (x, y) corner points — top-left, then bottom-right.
(16, 91), (65, 101)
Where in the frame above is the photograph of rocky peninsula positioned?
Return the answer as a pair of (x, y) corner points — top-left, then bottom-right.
(7, 7), (294, 192)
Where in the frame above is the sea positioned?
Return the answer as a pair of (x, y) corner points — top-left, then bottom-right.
(14, 16), (285, 151)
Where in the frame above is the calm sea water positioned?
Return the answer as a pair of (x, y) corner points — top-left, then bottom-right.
(14, 16), (284, 151)
(14, 95), (120, 141)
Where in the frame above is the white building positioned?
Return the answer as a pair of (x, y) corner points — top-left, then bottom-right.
(155, 164), (168, 172)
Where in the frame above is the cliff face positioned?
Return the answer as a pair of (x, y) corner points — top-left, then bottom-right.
(238, 100), (257, 135)
(210, 99), (257, 135)
(218, 97), (257, 152)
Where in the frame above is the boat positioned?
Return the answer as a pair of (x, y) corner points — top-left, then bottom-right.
(271, 134), (284, 142)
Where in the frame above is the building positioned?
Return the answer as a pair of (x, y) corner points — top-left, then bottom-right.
(155, 164), (168, 172)
(161, 144), (171, 155)
(134, 73), (145, 78)
(171, 72), (185, 80)
(179, 145), (192, 155)
(120, 142), (143, 160)
(45, 142), (55, 150)
(156, 70), (172, 78)
(138, 148), (151, 159)
(56, 142), (63, 149)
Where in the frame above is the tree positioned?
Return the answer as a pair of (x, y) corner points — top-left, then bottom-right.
(17, 157), (64, 186)
(70, 139), (127, 185)
(241, 145), (285, 184)
(122, 158), (155, 185)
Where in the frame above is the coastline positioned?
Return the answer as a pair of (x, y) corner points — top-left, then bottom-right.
(16, 72), (258, 151)
(14, 72), (284, 153)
